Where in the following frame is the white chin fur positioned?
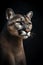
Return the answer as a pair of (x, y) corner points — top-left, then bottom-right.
(23, 36), (28, 39)
(15, 23), (23, 30)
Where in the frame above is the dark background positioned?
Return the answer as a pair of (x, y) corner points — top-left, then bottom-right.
(0, 0), (43, 65)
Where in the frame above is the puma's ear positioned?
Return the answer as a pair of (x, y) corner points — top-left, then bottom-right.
(26, 11), (33, 20)
(6, 8), (15, 20)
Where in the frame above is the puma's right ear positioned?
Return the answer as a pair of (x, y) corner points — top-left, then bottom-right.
(6, 8), (15, 20)
(26, 11), (33, 20)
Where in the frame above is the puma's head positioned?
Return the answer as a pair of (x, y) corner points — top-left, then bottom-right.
(6, 8), (33, 39)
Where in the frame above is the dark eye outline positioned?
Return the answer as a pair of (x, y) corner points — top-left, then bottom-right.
(8, 22), (14, 26)
(16, 21), (24, 25)
(26, 22), (32, 25)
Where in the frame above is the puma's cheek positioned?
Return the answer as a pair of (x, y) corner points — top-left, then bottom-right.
(29, 25), (32, 30)
(23, 36), (28, 39)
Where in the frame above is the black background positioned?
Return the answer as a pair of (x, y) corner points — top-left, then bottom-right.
(0, 0), (43, 65)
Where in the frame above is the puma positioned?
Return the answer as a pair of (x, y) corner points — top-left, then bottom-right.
(0, 8), (33, 65)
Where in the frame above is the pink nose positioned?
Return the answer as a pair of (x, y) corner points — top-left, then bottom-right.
(25, 29), (29, 32)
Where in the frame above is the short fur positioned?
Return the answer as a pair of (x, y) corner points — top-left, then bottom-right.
(0, 8), (33, 65)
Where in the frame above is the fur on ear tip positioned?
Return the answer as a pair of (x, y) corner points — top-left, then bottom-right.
(27, 11), (33, 19)
(29, 11), (33, 16)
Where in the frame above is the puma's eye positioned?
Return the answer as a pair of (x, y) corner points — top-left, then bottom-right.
(26, 22), (32, 25)
(20, 22), (24, 25)
(16, 21), (24, 25)
(29, 22), (32, 24)
(20, 21), (25, 25)
(20, 22), (23, 25)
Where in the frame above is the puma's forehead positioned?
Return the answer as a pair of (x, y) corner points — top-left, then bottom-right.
(10, 14), (31, 24)
(11, 14), (25, 21)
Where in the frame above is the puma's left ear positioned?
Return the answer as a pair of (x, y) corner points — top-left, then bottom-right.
(26, 11), (33, 20)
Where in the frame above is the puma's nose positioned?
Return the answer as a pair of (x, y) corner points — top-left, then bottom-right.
(25, 29), (29, 32)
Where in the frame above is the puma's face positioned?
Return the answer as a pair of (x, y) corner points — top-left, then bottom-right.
(6, 8), (33, 39)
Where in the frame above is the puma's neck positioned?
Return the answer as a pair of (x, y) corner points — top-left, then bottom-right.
(1, 27), (23, 50)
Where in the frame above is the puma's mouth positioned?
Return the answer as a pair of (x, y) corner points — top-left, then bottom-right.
(18, 30), (31, 39)
(21, 31), (31, 39)
(20, 31), (31, 36)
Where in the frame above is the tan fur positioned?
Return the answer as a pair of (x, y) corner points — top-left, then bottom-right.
(0, 8), (33, 65)
(0, 33), (26, 65)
